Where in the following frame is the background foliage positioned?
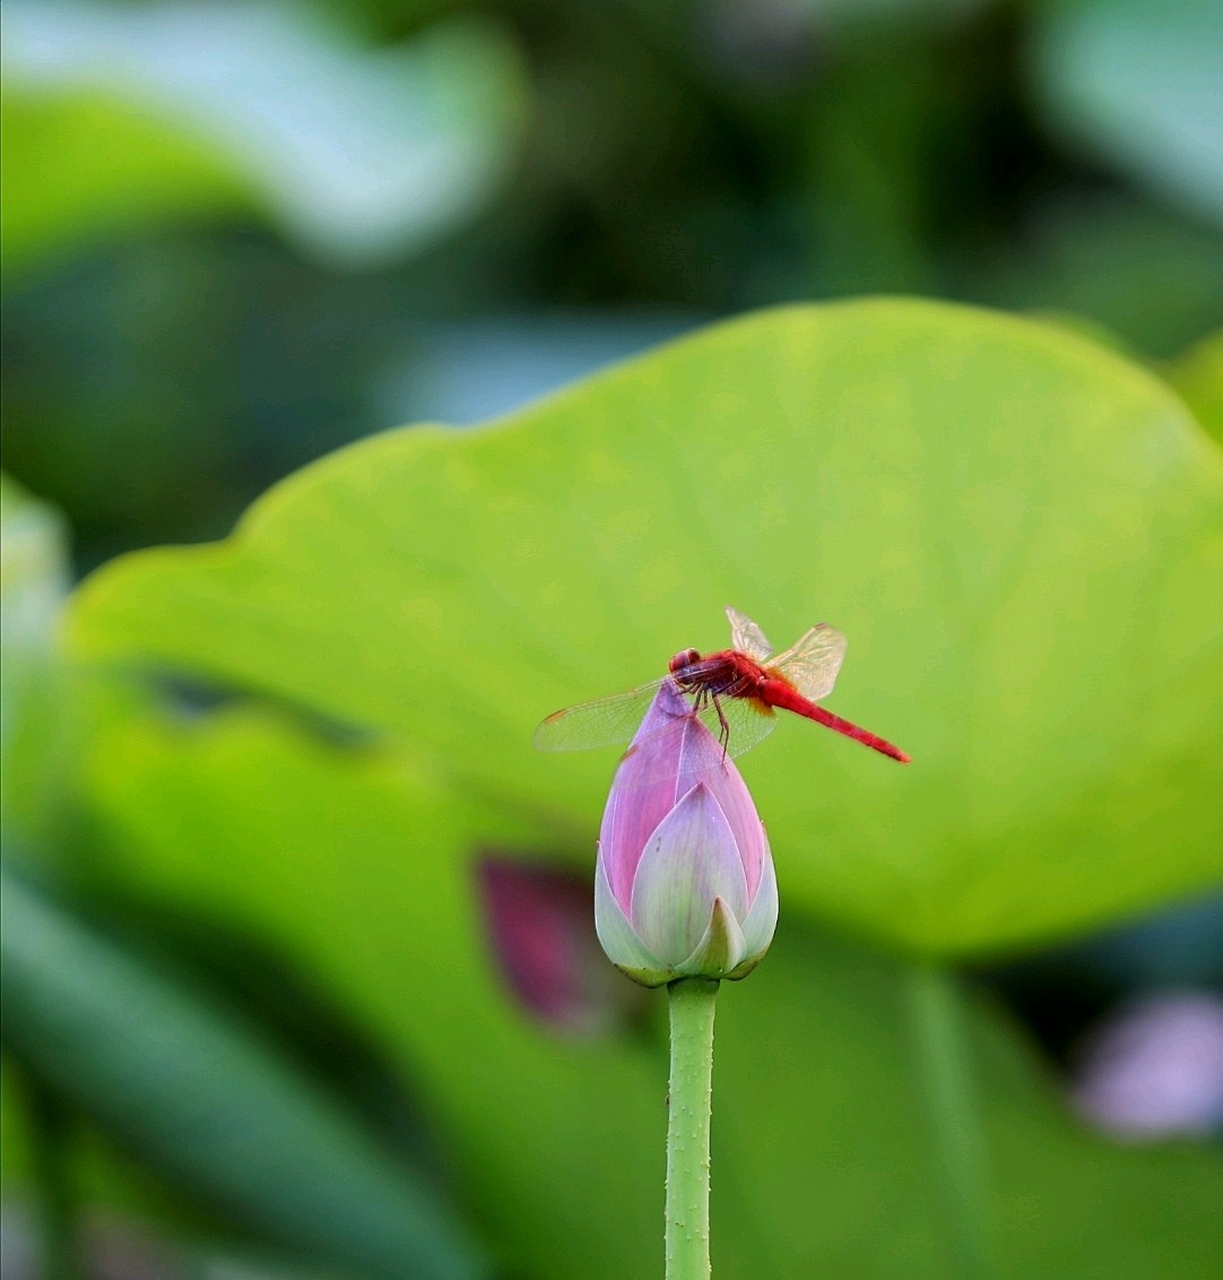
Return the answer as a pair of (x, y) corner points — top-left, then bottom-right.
(3, 1), (1222, 1278)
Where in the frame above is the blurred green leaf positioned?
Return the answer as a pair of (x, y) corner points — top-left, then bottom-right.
(720, 932), (1223, 1280)
(977, 197), (1223, 359)
(1, 1056), (37, 1188)
(1, 475), (72, 849)
(0, 476), (69, 722)
(1, 1048), (237, 1251)
(0, 868), (491, 1280)
(0, 87), (244, 275)
(1165, 329), (1223, 444)
(1030, 0), (1223, 228)
(1018, 309), (1137, 360)
(81, 702), (1223, 1277)
(87, 703), (663, 1278)
(805, 35), (943, 296)
(802, 0), (997, 29)
(68, 301), (1223, 956)
(1, 3), (528, 272)
(1, 477), (220, 1242)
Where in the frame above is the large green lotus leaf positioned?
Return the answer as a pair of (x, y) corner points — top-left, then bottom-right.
(1166, 329), (1223, 445)
(84, 705), (1223, 1278)
(68, 301), (1223, 956)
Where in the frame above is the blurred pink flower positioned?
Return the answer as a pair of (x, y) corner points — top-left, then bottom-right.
(594, 682), (778, 987)
(1071, 990), (1223, 1140)
(477, 856), (646, 1036)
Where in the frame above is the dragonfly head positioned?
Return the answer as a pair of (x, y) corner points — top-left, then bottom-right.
(668, 648), (702, 676)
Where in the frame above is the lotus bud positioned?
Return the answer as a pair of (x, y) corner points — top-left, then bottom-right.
(594, 683), (778, 987)
(477, 856), (647, 1035)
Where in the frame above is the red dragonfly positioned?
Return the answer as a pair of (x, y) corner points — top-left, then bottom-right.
(534, 606), (910, 765)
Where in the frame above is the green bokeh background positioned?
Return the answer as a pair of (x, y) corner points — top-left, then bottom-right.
(3, 1), (1222, 1278)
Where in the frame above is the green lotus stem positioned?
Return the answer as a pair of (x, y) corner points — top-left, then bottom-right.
(906, 962), (996, 1280)
(665, 977), (719, 1280)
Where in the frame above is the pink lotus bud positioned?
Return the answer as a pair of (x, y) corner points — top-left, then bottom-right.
(477, 856), (648, 1035)
(594, 683), (778, 987)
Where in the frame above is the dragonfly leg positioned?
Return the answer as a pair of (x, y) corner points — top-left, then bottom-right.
(711, 695), (731, 757)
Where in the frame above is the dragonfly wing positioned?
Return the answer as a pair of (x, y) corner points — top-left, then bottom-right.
(533, 679), (668, 751)
(697, 694), (777, 758)
(725, 606), (774, 661)
(769, 624), (847, 702)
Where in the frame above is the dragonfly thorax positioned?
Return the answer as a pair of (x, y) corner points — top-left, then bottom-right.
(669, 648), (766, 702)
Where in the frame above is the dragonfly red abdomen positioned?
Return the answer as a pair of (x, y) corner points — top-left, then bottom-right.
(758, 676), (911, 763)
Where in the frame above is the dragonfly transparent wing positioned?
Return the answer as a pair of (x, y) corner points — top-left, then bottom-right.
(691, 693), (777, 757)
(768, 623), (847, 702)
(533, 679), (669, 751)
(725, 605), (773, 661)
(535, 667), (778, 779)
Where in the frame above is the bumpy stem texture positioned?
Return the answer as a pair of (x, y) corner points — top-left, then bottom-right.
(906, 962), (996, 1280)
(665, 977), (719, 1280)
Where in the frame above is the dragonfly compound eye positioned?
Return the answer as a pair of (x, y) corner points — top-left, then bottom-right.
(668, 648), (702, 675)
